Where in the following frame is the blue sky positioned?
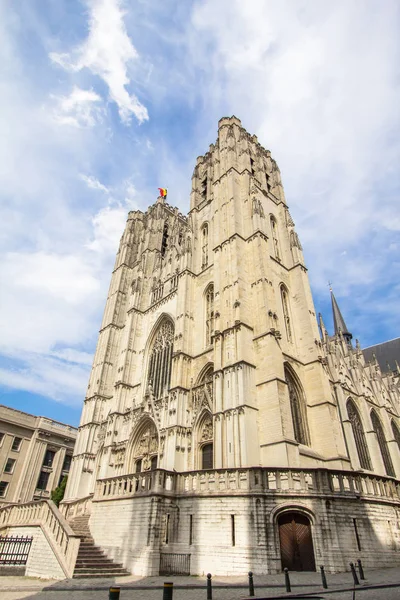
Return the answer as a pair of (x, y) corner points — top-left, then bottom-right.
(0, 0), (399, 427)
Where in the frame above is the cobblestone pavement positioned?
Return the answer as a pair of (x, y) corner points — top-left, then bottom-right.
(1, 567), (400, 600)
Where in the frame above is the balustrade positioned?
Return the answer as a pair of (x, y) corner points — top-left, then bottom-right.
(93, 467), (400, 503)
(0, 500), (80, 578)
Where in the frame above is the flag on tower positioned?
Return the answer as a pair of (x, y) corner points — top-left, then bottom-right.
(158, 187), (168, 198)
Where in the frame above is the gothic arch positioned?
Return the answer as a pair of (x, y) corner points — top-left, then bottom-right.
(371, 410), (395, 477)
(270, 214), (281, 260)
(201, 222), (209, 269)
(195, 362), (214, 386)
(346, 399), (372, 470)
(391, 420), (400, 452)
(193, 409), (214, 470)
(284, 364), (310, 446)
(125, 417), (159, 474)
(145, 315), (175, 401)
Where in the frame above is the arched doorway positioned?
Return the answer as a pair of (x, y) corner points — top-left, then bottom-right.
(278, 512), (316, 571)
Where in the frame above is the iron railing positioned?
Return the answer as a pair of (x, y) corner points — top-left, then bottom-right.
(0, 535), (32, 565)
(160, 552), (191, 575)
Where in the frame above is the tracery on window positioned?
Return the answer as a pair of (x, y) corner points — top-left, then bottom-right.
(285, 365), (309, 446)
(270, 216), (281, 260)
(147, 320), (174, 400)
(371, 410), (395, 477)
(161, 221), (169, 257)
(347, 399), (372, 470)
(391, 420), (400, 452)
(132, 421), (158, 472)
(201, 224), (209, 269)
(199, 413), (213, 469)
(281, 286), (292, 343)
(205, 284), (214, 346)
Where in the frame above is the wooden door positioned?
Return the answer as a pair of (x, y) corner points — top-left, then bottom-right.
(278, 512), (316, 571)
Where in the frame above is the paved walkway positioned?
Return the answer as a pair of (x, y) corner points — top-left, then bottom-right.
(1, 567), (400, 599)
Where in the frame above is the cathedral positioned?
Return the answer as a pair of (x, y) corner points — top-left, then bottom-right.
(63, 116), (400, 576)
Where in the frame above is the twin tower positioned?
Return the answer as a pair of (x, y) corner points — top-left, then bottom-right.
(64, 117), (400, 576)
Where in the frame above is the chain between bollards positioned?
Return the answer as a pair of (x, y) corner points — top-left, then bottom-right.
(350, 562), (360, 585)
(163, 581), (174, 600)
(284, 567), (291, 592)
(109, 587), (120, 600)
(248, 571), (255, 597)
(357, 558), (365, 580)
(206, 573), (212, 600)
(319, 565), (328, 589)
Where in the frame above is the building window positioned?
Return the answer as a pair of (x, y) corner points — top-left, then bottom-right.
(0, 433), (4, 446)
(130, 421), (159, 473)
(150, 456), (158, 470)
(0, 481), (9, 498)
(201, 223), (209, 269)
(371, 410), (395, 477)
(205, 284), (214, 346)
(347, 400), (372, 470)
(391, 420), (400, 452)
(4, 458), (16, 474)
(135, 459), (142, 473)
(62, 454), (72, 472)
(147, 320), (174, 400)
(201, 443), (213, 470)
(201, 177), (207, 201)
(250, 157), (255, 176)
(285, 365), (309, 446)
(270, 216), (281, 260)
(36, 470), (50, 491)
(43, 449), (56, 468)
(161, 221), (169, 257)
(11, 437), (22, 452)
(281, 285), (292, 343)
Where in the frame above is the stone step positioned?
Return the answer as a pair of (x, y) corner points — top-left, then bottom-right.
(76, 560), (124, 568)
(73, 571), (130, 579)
(74, 567), (129, 576)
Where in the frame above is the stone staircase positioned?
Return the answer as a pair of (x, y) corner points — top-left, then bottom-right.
(68, 514), (130, 579)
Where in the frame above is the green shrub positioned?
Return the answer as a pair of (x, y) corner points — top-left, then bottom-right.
(51, 475), (68, 507)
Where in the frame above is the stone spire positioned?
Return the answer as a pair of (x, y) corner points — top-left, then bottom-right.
(330, 288), (352, 345)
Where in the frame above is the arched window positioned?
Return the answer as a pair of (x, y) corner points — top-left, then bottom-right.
(281, 285), (292, 343)
(371, 410), (395, 477)
(201, 223), (209, 269)
(205, 284), (214, 347)
(147, 320), (174, 400)
(270, 216), (281, 260)
(161, 221), (169, 257)
(346, 399), (372, 470)
(284, 365), (309, 446)
(391, 420), (400, 452)
(199, 414), (213, 469)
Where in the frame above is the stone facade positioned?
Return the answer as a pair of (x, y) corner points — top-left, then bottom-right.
(0, 405), (77, 505)
(64, 116), (400, 575)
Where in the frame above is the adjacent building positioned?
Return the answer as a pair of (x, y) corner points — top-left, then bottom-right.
(0, 405), (77, 505)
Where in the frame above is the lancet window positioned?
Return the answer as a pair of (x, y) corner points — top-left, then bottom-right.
(347, 399), (372, 470)
(391, 420), (400, 452)
(199, 413), (213, 469)
(281, 285), (293, 343)
(205, 284), (214, 347)
(270, 216), (281, 260)
(161, 221), (169, 257)
(147, 320), (174, 400)
(201, 223), (209, 269)
(285, 365), (309, 446)
(371, 410), (395, 477)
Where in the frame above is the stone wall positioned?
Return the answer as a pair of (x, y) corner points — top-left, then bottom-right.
(5, 526), (65, 580)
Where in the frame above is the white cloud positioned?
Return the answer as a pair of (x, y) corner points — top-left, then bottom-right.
(50, 0), (149, 124)
(80, 173), (109, 193)
(86, 204), (128, 253)
(51, 86), (104, 127)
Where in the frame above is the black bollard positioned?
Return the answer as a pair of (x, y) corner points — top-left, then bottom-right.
(163, 581), (173, 600)
(284, 568), (291, 592)
(357, 559), (365, 580)
(109, 587), (120, 600)
(248, 571), (255, 597)
(207, 573), (212, 600)
(350, 562), (360, 585)
(320, 565), (328, 589)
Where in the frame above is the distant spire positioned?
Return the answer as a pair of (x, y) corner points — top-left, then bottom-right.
(330, 288), (353, 345)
